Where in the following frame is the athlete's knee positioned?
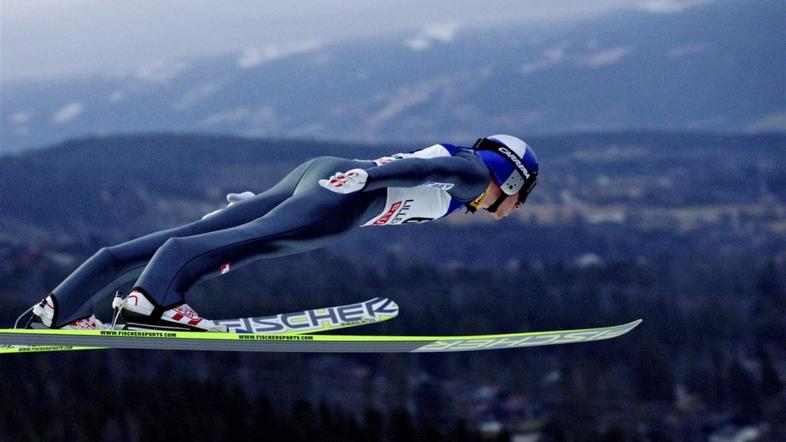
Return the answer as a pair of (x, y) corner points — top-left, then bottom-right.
(92, 247), (118, 270)
(162, 236), (185, 249)
(157, 237), (190, 261)
(311, 155), (345, 164)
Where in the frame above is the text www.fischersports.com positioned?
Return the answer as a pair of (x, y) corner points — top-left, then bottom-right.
(99, 330), (177, 338)
(237, 334), (315, 341)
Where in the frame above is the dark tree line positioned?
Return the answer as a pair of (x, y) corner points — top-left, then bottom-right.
(1, 250), (784, 441)
(0, 361), (486, 442)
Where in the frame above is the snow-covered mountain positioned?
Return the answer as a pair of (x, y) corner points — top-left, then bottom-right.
(2, 0), (783, 153)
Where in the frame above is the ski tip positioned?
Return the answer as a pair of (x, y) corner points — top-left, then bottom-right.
(624, 319), (644, 330)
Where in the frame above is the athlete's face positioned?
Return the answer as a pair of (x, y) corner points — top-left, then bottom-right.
(478, 181), (521, 220)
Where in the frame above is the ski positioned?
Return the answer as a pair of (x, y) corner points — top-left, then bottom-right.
(0, 319), (642, 354)
(0, 297), (399, 355)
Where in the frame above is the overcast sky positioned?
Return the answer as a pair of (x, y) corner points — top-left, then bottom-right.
(1, 0), (698, 81)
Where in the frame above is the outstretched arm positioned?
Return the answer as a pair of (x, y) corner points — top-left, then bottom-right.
(320, 153), (489, 201)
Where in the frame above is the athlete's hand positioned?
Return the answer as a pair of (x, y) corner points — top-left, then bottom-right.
(226, 191), (255, 204)
(319, 169), (368, 194)
(202, 190), (256, 219)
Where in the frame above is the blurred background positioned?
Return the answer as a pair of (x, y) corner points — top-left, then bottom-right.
(1, 0), (785, 440)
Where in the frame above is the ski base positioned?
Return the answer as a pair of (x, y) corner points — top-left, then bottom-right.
(0, 319), (642, 354)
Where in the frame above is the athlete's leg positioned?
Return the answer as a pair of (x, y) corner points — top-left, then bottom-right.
(49, 159), (316, 327)
(130, 158), (377, 309)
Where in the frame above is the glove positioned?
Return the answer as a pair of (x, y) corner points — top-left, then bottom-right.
(226, 191), (255, 204)
(202, 191), (256, 219)
(319, 169), (368, 194)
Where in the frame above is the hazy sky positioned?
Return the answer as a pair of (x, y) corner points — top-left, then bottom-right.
(1, 0), (696, 81)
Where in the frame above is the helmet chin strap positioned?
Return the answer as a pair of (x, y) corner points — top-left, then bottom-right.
(485, 193), (508, 213)
(467, 182), (493, 213)
(467, 182), (507, 214)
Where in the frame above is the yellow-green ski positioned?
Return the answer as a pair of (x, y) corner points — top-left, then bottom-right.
(0, 319), (642, 354)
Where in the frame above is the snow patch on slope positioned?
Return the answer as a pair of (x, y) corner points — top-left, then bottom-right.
(173, 81), (225, 111)
(237, 41), (323, 69)
(747, 112), (786, 133)
(638, 0), (714, 14)
(9, 111), (33, 124)
(405, 24), (459, 51)
(668, 43), (707, 57)
(519, 44), (568, 75)
(109, 90), (126, 103)
(576, 47), (631, 67)
(135, 60), (190, 83)
(52, 102), (84, 124)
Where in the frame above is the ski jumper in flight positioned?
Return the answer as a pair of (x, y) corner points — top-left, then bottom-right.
(31, 135), (539, 331)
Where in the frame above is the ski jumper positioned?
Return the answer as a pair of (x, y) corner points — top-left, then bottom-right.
(49, 144), (490, 327)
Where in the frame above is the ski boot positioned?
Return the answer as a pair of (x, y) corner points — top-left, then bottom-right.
(119, 290), (227, 332)
(29, 295), (107, 329)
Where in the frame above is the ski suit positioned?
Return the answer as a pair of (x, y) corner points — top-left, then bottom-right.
(49, 144), (490, 327)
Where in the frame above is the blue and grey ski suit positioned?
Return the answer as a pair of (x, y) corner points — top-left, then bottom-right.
(50, 144), (490, 326)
